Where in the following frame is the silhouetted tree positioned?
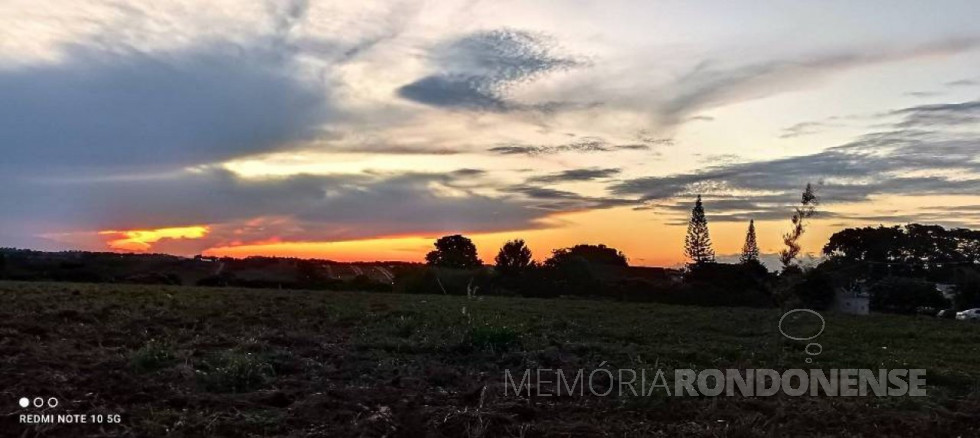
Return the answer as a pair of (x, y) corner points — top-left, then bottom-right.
(494, 239), (534, 275)
(823, 225), (905, 263)
(780, 183), (818, 268)
(771, 184), (819, 308)
(821, 224), (980, 280)
(539, 244), (626, 297)
(545, 244), (628, 268)
(425, 234), (482, 269)
(740, 220), (760, 264)
(684, 195), (715, 265)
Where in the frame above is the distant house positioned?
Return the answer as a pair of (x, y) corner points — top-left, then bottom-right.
(834, 282), (870, 315)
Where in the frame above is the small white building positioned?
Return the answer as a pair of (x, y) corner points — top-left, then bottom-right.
(834, 283), (870, 315)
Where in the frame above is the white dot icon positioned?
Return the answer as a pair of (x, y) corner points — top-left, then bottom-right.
(19, 397), (29, 408)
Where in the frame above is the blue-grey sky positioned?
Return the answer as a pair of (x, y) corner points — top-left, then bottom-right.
(1, 0), (978, 265)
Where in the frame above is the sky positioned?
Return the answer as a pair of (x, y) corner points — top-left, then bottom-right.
(1, 0), (978, 267)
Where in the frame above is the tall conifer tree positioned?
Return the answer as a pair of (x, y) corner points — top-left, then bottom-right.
(740, 220), (760, 263)
(684, 195), (715, 265)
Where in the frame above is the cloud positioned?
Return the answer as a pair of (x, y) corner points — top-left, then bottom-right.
(656, 38), (980, 127)
(0, 167), (573, 251)
(945, 78), (978, 87)
(398, 74), (508, 110)
(778, 98), (980, 140)
(0, 0), (431, 174)
(611, 126), (980, 225)
(0, 158), (639, 253)
(397, 28), (582, 110)
(488, 137), (652, 156)
(687, 115), (715, 122)
(528, 167), (621, 183)
(891, 99), (980, 128)
(0, 41), (332, 173)
(779, 121), (831, 139)
(500, 184), (635, 211)
(652, 197), (844, 226)
(0, 8), (647, 253)
(449, 168), (487, 177)
(903, 91), (943, 98)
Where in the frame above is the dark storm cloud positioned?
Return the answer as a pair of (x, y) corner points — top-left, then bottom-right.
(0, 42), (331, 173)
(612, 128), (980, 223)
(528, 167), (621, 183)
(397, 29), (582, 110)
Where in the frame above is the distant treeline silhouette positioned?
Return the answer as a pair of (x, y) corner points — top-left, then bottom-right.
(407, 184), (980, 311)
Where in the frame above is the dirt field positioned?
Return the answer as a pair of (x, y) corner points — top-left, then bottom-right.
(2, 281), (979, 437)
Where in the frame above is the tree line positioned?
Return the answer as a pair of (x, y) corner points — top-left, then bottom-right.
(416, 182), (980, 313)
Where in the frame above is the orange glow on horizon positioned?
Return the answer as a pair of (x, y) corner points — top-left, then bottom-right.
(99, 225), (210, 252)
(112, 194), (979, 265)
(199, 206), (829, 267)
(204, 235), (435, 262)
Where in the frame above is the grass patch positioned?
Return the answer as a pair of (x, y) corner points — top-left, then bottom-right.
(130, 340), (176, 373)
(5, 281), (980, 436)
(468, 324), (520, 352)
(196, 350), (275, 393)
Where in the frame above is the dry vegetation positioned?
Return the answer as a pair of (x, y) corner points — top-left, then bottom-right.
(2, 281), (980, 437)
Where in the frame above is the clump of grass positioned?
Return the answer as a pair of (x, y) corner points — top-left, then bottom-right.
(130, 340), (176, 373)
(468, 325), (520, 352)
(196, 350), (275, 393)
(390, 315), (419, 338)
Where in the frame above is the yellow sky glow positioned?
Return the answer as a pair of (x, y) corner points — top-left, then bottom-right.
(99, 226), (210, 252)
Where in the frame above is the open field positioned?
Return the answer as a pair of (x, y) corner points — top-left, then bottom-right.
(2, 281), (980, 437)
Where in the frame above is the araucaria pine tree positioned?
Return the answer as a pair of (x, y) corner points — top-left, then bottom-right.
(740, 220), (760, 263)
(684, 195), (715, 265)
